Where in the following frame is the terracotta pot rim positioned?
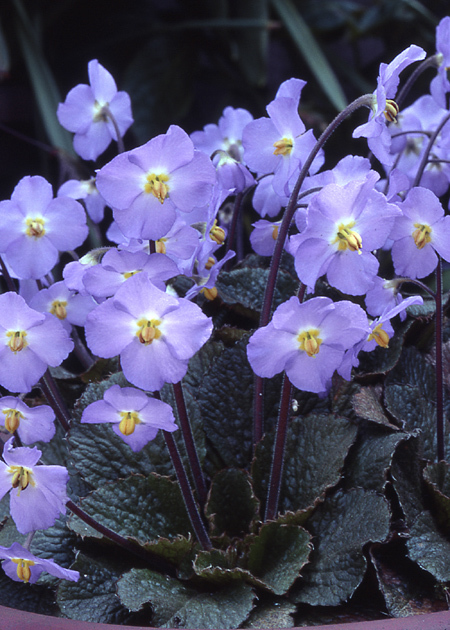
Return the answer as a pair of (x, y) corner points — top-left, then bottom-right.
(1, 605), (450, 630)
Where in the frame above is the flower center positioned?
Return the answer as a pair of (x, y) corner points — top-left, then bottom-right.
(25, 217), (45, 239)
(136, 318), (162, 345)
(6, 330), (28, 353)
(92, 100), (109, 123)
(297, 328), (322, 357)
(2, 408), (24, 433)
(412, 223), (432, 249)
(118, 411), (141, 436)
(155, 238), (167, 254)
(123, 269), (141, 280)
(333, 221), (362, 253)
(12, 558), (35, 583)
(50, 300), (68, 320)
(368, 323), (390, 348)
(272, 225), (279, 241)
(210, 220), (226, 245)
(383, 99), (400, 123)
(273, 137), (293, 156)
(144, 173), (170, 203)
(8, 465), (34, 494)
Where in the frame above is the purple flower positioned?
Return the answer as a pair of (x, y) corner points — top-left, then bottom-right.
(96, 125), (217, 241)
(0, 397), (55, 444)
(431, 17), (450, 108)
(81, 384), (177, 451)
(58, 177), (107, 223)
(0, 438), (69, 534)
(390, 187), (450, 278)
(247, 296), (369, 394)
(0, 542), (79, 584)
(29, 281), (96, 332)
(0, 176), (88, 280)
(57, 59), (133, 161)
(289, 173), (400, 295)
(85, 273), (213, 391)
(0, 292), (74, 393)
(250, 219), (283, 256)
(338, 295), (423, 380)
(353, 45), (425, 166)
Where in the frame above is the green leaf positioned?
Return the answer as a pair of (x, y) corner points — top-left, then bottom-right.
(246, 521), (311, 595)
(194, 548), (266, 587)
(252, 414), (357, 514)
(243, 599), (296, 628)
(0, 570), (56, 615)
(344, 429), (410, 492)
(118, 568), (255, 629)
(407, 511), (450, 582)
(423, 461), (450, 527)
(357, 320), (413, 376)
(291, 488), (390, 606)
(140, 536), (199, 580)
(206, 469), (260, 537)
(384, 347), (450, 461)
(57, 553), (133, 624)
(270, 0), (347, 111)
(352, 386), (401, 429)
(390, 434), (425, 526)
(68, 474), (192, 542)
(30, 515), (78, 585)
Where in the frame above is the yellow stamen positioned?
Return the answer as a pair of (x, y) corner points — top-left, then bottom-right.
(6, 330), (27, 353)
(297, 329), (322, 357)
(384, 99), (400, 123)
(368, 323), (390, 348)
(412, 223), (432, 249)
(201, 287), (218, 301)
(272, 226), (279, 241)
(136, 318), (162, 345)
(210, 221), (226, 245)
(50, 300), (68, 320)
(25, 218), (45, 239)
(9, 465), (34, 494)
(333, 221), (362, 253)
(273, 137), (293, 156)
(123, 269), (140, 280)
(144, 173), (170, 203)
(2, 408), (24, 433)
(155, 239), (167, 254)
(118, 411), (141, 436)
(205, 257), (216, 271)
(12, 558), (35, 583)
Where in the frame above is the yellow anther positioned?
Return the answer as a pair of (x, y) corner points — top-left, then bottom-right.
(368, 323), (390, 348)
(297, 329), (322, 357)
(205, 257), (216, 271)
(272, 226), (279, 241)
(50, 300), (68, 320)
(155, 239), (167, 254)
(384, 99), (400, 123)
(9, 465), (33, 493)
(412, 223), (432, 249)
(144, 173), (170, 203)
(12, 558), (35, 583)
(201, 287), (218, 301)
(2, 408), (23, 433)
(118, 411), (141, 436)
(6, 330), (27, 353)
(123, 269), (140, 280)
(25, 218), (45, 239)
(334, 222), (362, 253)
(136, 318), (162, 345)
(273, 137), (293, 156)
(210, 221), (226, 245)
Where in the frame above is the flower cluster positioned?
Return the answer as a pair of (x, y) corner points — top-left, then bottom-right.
(1, 19), (449, 599)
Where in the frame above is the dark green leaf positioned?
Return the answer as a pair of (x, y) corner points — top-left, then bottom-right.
(243, 599), (296, 628)
(0, 570), (56, 615)
(291, 489), (390, 606)
(206, 469), (260, 537)
(57, 553), (133, 624)
(357, 320), (413, 376)
(423, 461), (450, 528)
(252, 414), (357, 514)
(68, 474), (192, 542)
(246, 521), (311, 595)
(30, 515), (78, 585)
(352, 386), (400, 429)
(194, 548), (266, 587)
(407, 511), (450, 582)
(390, 434), (425, 526)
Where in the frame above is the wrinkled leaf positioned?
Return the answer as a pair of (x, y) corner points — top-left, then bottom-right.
(243, 599), (296, 628)
(407, 511), (450, 582)
(390, 433), (425, 526)
(423, 461), (450, 527)
(291, 489), (390, 606)
(352, 386), (400, 429)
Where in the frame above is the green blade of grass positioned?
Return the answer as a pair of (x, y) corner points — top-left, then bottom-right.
(271, 0), (347, 111)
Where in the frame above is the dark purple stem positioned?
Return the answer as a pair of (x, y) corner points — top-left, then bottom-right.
(172, 381), (208, 507)
(413, 112), (450, 188)
(66, 499), (175, 573)
(163, 430), (212, 550)
(264, 373), (293, 521)
(253, 94), (373, 446)
(435, 258), (445, 462)
(39, 370), (71, 433)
